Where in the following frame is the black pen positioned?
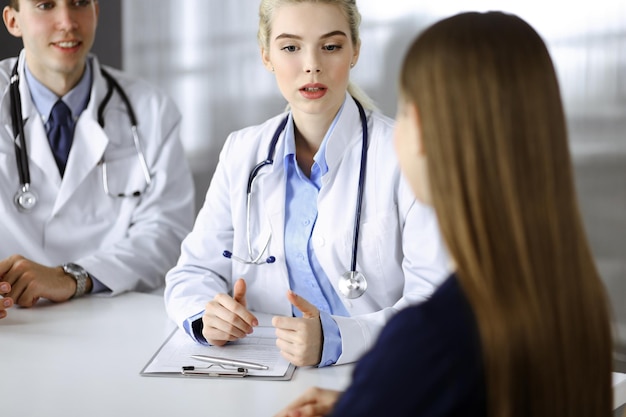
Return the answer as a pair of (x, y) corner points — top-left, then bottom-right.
(190, 354), (269, 370)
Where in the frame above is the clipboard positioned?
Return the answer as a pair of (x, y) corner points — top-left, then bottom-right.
(140, 319), (296, 381)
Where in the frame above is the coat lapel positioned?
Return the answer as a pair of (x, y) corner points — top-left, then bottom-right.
(53, 117), (108, 213)
(53, 58), (110, 214)
(17, 63), (62, 191)
(257, 118), (289, 261)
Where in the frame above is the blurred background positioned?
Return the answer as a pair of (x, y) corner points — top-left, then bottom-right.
(1, 0), (624, 374)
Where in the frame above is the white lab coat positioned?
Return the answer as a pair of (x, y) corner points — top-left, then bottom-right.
(0, 52), (195, 294)
(165, 95), (449, 364)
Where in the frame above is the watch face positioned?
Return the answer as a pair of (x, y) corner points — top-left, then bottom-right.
(64, 263), (84, 275)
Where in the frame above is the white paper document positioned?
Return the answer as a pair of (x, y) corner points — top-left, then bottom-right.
(141, 313), (295, 380)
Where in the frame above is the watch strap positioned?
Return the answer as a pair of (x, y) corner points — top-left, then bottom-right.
(62, 263), (89, 298)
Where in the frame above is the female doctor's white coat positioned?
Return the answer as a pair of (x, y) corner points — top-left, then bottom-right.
(165, 95), (449, 364)
(0, 52), (195, 294)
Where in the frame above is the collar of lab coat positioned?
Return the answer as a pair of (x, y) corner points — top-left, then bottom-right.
(266, 92), (367, 180)
(322, 93), (368, 177)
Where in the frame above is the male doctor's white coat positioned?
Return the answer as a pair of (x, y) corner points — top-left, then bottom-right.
(165, 95), (449, 364)
(0, 53), (195, 294)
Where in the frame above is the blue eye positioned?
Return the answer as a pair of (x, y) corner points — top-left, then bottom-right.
(324, 45), (342, 51)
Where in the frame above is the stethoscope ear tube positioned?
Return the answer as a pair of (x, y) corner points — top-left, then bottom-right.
(10, 62), (38, 212)
(99, 69), (138, 127)
(10, 65), (32, 188)
(349, 101), (368, 273)
(337, 100), (369, 299)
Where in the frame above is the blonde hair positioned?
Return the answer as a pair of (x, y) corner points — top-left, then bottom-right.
(258, 0), (375, 110)
(400, 11), (613, 417)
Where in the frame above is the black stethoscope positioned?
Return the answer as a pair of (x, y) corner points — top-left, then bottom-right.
(223, 97), (369, 299)
(9, 59), (152, 213)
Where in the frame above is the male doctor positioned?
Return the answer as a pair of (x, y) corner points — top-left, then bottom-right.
(0, 0), (194, 319)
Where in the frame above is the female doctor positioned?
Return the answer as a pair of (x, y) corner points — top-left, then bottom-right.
(164, 0), (448, 367)
(0, 0), (194, 318)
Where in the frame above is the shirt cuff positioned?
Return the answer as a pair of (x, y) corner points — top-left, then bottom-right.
(90, 275), (108, 294)
(182, 310), (208, 345)
(318, 311), (342, 367)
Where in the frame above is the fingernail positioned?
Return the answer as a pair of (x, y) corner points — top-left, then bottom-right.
(3, 299), (11, 307)
(0, 283), (8, 292)
(252, 318), (259, 327)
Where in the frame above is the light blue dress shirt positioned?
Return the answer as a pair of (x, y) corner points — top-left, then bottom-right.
(25, 60), (91, 128)
(25, 59), (107, 294)
(281, 104), (350, 367)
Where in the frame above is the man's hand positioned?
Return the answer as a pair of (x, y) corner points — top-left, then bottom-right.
(0, 255), (76, 308)
(272, 291), (322, 367)
(273, 387), (342, 417)
(0, 282), (14, 319)
(202, 278), (259, 345)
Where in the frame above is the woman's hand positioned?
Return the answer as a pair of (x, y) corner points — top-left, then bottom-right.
(274, 387), (342, 417)
(273, 291), (323, 366)
(202, 278), (258, 345)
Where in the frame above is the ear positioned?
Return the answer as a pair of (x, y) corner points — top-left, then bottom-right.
(351, 39), (361, 68)
(3, 6), (22, 38)
(406, 101), (424, 156)
(260, 46), (273, 72)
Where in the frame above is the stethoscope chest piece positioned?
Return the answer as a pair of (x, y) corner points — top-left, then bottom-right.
(14, 184), (37, 212)
(338, 270), (368, 299)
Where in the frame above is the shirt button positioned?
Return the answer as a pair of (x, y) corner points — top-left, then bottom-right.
(303, 219), (311, 226)
(315, 237), (325, 247)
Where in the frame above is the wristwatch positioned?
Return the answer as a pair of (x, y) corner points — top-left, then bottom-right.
(62, 263), (89, 298)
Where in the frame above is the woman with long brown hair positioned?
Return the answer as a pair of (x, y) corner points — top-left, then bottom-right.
(275, 11), (613, 417)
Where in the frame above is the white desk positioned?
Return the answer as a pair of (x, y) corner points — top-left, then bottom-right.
(2, 292), (625, 415)
(1, 292), (352, 416)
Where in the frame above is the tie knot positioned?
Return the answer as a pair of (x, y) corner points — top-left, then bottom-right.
(50, 100), (72, 125)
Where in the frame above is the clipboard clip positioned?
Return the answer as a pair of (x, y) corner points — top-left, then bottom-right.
(181, 364), (249, 377)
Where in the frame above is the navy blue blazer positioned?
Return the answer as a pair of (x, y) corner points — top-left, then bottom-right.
(329, 274), (486, 416)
